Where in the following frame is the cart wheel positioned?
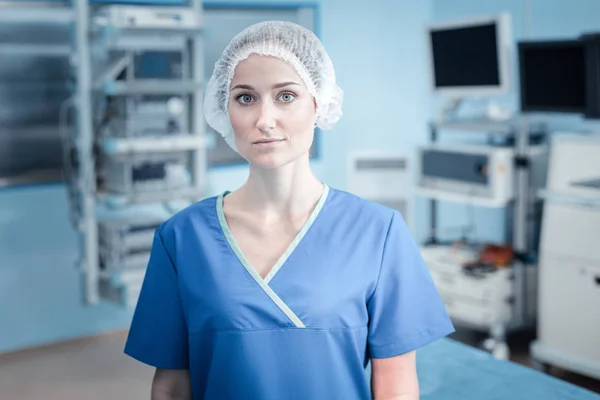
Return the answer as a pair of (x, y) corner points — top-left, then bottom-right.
(482, 337), (496, 352)
(491, 341), (510, 360)
(531, 358), (551, 374)
(480, 338), (510, 360)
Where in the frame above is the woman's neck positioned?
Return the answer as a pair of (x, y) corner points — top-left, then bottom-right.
(234, 155), (324, 219)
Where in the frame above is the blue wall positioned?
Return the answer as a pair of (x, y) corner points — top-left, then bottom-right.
(433, 0), (600, 38)
(0, 185), (135, 353)
(0, 0), (434, 353)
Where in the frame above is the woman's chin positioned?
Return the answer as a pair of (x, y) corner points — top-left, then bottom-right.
(243, 149), (307, 170)
(247, 154), (291, 170)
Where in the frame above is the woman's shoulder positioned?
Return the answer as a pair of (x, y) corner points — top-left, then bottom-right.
(328, 187), (399, 222)
(324, 188), (415, 251)
(157, 195), (220, 238)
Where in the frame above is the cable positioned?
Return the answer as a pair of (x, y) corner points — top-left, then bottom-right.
(58, 96), (81, 229)
(58, 97), (75, 180)
(463, 199), (477, 241)
(460, 189), (478, 242)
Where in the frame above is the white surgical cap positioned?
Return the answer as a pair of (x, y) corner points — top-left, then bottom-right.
(204, 20), (343, 151)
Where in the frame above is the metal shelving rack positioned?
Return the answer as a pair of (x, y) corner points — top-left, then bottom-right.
(419, 117), (548, 359)
(1, 0), (207, 307)
(87, 1), (207, 307)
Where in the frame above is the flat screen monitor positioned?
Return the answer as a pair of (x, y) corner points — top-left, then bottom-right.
(427, 13), (512, 97)
(582, 34), (600, 119)
(518, 40), (587, 113)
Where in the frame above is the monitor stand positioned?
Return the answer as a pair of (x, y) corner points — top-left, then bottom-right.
(438, 97), (464, 122)
(485, 101), (513, 121)
(439, 97), (513, 123)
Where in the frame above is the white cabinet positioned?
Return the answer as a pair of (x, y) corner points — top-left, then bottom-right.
(537, 253), (600, 364)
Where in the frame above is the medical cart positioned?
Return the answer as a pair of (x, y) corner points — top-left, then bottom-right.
(417, 117), (548, 360)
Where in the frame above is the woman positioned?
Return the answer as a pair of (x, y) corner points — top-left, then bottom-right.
(125, 21), (454, 400)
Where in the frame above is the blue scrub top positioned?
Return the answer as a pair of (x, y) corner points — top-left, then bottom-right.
(124, 185), (454, 399)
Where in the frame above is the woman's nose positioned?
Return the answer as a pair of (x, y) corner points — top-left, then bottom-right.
(256, 100), (276, 131)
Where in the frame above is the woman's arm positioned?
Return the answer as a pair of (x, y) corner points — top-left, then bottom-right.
(151, 368), (192, 400)
(371, 350), (419, 400)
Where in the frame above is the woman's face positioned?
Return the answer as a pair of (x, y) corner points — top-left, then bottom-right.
(228, 54), (317, 169)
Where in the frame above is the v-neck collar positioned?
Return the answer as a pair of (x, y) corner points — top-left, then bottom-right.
(216, 185), (330, 285)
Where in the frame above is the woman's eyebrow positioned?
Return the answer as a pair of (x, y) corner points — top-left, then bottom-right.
(231, 81), (300, 91)
(272, 81), (300, 89)
(231, 84), (254, 91)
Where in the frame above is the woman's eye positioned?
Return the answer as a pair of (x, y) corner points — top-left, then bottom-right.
(236, 94), (254, 104)
(279, 92), (296, 102)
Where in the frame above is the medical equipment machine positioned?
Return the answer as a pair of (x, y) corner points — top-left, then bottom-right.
(518, 34), (600, 119)
(99, 216), (160, 272)
(98, 96), (188, 138)
(101, 152), (191, 194)
(531, 134), (600, 380)
(347, 151), (413, 233)
(426, 13), (513, 98)
(417, 143), (548, 207)
(92, 6), (202, 31)
(97, 215), (166, 307)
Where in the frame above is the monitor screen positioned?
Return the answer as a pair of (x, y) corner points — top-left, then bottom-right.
(430, 23), (501, 88)
(518, 41), (587, 113)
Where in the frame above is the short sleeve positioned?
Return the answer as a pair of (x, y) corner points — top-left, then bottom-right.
(367, 211), (455, 359)
(124, 227), (189, 369)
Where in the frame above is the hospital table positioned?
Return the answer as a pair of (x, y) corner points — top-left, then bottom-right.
(416, 338), (600, 399)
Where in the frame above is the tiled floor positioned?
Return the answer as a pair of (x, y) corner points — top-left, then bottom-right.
(0, 329), (598, 400)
